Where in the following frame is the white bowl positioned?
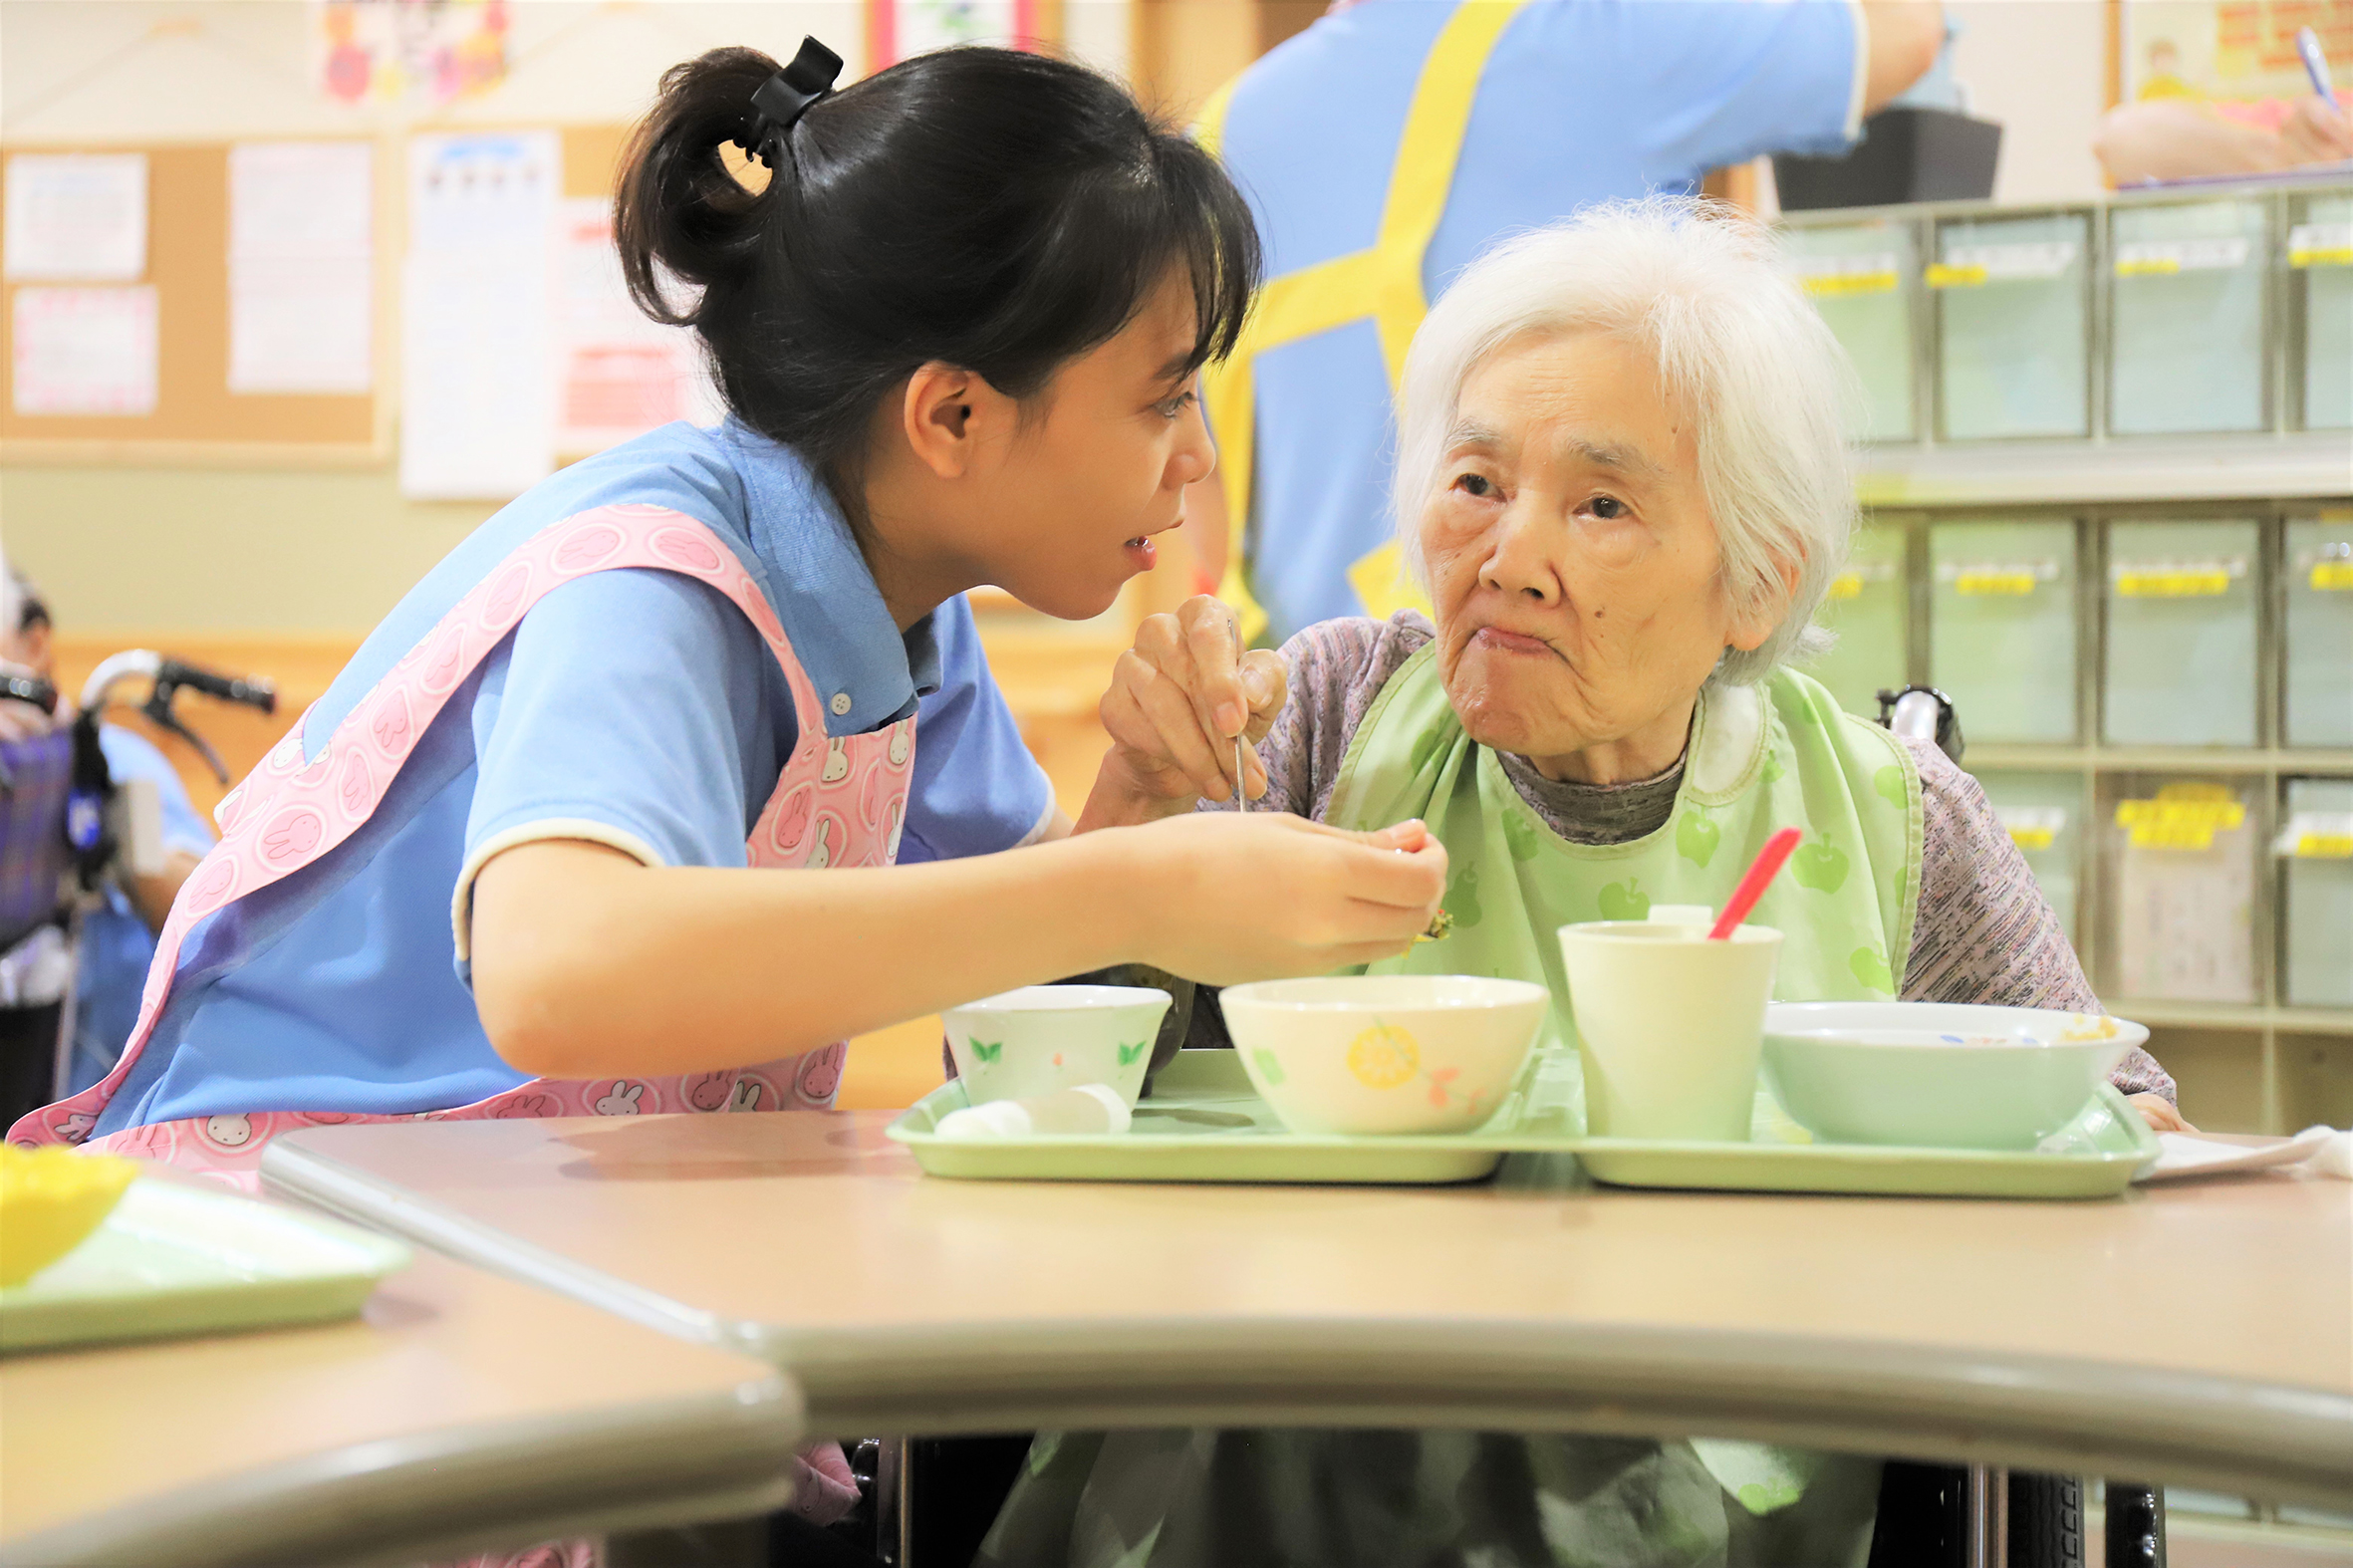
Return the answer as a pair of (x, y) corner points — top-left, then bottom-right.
(941, 985), (1174, 1108)
(1761, 1001), (2146, 1150)
(1220, 975), (1550, 1136)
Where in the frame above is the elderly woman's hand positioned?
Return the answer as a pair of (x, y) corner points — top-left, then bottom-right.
(1080, 595), (1289, 830)
(2127, 1093), (2197, 1135)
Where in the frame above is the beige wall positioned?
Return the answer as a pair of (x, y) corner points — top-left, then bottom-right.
(1947, 0), (2113, 206)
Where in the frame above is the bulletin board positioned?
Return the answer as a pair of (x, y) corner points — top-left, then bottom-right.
(0, 140), (387, 463)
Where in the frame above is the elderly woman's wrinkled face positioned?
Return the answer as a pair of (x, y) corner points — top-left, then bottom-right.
(1418, 328), (1778, 784)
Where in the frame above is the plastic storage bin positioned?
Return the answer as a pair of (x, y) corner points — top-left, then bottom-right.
(2278, 778), (2353, 1009)
(2102, 519), (2259, 748)
(1973, 770), (2086, 940)
(2284, 515), (2353, 748)
(1807, 525), (1909, 716)
(2292, 193), (2352, 430)
(2108, 198), (2267, 436)
(2105, 776), (2258, 1003)
(1784, 219), (1918, 442)
(1929, 519), (2078, 743)
(1934, 211), (2090, 440)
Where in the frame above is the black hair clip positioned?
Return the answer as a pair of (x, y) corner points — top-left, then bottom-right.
(741, 36), (844, 168)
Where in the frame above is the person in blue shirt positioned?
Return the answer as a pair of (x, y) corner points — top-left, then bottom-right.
(1192, 0), (1945, 644)
(0, 568), (214, 1094)
(12, 41), (1447, 1183)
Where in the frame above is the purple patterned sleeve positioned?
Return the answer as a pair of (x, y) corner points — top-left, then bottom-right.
(1901, 737), (2176, 1103)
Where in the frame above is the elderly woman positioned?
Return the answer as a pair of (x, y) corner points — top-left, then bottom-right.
(988, 198), (2181, 1567)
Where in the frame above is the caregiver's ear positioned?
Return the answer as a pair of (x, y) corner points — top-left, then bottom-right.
(899, 361), (1018, 477)
(1724, 553), (1804, 653)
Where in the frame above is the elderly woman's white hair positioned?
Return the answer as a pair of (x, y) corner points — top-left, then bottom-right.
(1395, 195), (1856, 685)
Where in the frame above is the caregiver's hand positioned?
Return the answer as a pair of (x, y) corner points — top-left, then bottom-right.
(1082, 594), (1287, 829)
(2127, 1093), (2197, 1135)
(1124, 812), (1447, 983)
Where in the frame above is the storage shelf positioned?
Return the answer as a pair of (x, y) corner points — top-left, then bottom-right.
(1963, 745), (2353, 775)
(1855, 432), (2353, 511)
(2106, 1000), (2353, 1037)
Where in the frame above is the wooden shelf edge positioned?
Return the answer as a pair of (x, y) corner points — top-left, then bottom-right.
(2109, 1001), (2353, 1037)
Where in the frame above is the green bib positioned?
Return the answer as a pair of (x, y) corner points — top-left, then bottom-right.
(1323, 643), (1925, 1528)
(1326, 643), (1926, 1076)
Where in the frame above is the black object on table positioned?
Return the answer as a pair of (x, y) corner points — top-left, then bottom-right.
(1774, 106), (2003, 211)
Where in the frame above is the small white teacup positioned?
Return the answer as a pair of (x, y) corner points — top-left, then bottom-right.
(940, 985), (1173, 1108)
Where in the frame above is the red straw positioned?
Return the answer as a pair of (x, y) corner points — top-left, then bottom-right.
(1707, 827), (1803, 940)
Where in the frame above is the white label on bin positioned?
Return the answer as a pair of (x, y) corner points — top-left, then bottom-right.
(1995, 805), (2068, 852)
(2114, 236), (2250, 276)
(2288, 222), (2353, 268)
(1937, 559), (2061, 596)
(2275, 813), (2353, 859)
(1928, 241), (2077, 287)
(1792, 252), (1901, 297)
(2110, 557), (2245, 597)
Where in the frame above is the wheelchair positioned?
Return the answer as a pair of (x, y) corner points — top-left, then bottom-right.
(0, 652), (275, 1129)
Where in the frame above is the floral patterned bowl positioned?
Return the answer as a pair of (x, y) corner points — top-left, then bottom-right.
(1221, 975), (1550, 1136)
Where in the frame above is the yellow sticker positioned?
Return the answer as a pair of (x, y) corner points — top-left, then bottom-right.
(2297, 834), (2353, 859)
(2114, 256), (2181, 277)
(1955, 570), (2038, 596)
(2005, 826), (2056, 852)
(2311, 561), (2353, 592)
(2290, 246), (2353, 268)
(1924, 262), (1986, 289)
(1827, 572), (1864, 601)
(2116, 568), (2230, 597)
(2116, 787), (2244, 851)
(1802, 271), (1899, 298)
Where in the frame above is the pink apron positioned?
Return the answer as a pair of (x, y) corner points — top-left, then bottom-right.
(7, 504), (910, 1533)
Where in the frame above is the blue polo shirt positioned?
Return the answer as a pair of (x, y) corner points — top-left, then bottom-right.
(1218, 0), (1866, 640)
(95, 421), (1054, 1134)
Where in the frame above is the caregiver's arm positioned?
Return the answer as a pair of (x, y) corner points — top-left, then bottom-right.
(470, 811), (1444, 1078)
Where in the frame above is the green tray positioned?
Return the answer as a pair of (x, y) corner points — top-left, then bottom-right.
(1, 1177), (411, 1354)
(886, 1050), (2163, 1198)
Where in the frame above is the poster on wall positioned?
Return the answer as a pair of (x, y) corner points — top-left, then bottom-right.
(314, 0), (509, 107)
(553, 198), (716, 456)
(399, 131), (557, 499)
(11, 287), (159, 416)
(3, 153), (147, 282)
(228, 141), (375, 394)
(867, 0), (1044, 70)
(2119, 0), (2353, 107)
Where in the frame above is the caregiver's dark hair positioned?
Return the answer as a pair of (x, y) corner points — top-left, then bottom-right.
(616, 44), (1261, 519)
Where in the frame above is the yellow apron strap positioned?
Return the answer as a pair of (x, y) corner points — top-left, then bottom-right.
(1199, 0), (1532, 639)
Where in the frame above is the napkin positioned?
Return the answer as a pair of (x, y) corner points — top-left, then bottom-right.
(2135, 1125), (2343, 1183)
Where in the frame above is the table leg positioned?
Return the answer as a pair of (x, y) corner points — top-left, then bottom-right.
(1966, 1464), (2011, 1568)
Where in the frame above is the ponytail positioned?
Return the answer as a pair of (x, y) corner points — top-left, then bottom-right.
(615, 44), (1261, 520)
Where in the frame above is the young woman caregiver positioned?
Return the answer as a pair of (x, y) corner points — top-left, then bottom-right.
(9, 42), (1446, 1183)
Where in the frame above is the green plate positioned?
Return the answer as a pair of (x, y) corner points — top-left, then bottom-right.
(887, 1050), (2162, 1198)
(1, 1177), (411, 1353)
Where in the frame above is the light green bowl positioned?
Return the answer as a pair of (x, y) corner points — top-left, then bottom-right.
(1761, 1002), (2145, 1151)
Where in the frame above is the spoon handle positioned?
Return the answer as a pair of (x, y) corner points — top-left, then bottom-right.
(1707, 827), (1803, 940)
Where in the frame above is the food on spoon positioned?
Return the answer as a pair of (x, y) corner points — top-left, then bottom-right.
(0, 1144), (137, 1286)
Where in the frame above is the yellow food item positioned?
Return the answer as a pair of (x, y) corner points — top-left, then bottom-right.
(1346, 1023), (1422, 1090)
(0, 1144), (137, 1287)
